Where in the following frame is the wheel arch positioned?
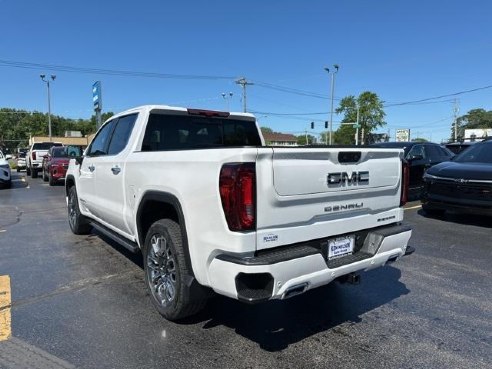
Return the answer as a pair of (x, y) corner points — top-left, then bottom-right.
(136, 191), (195, 278)
(65, 174), (76, 197)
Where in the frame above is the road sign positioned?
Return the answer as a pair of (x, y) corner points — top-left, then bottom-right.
(92, 81), (102, 110)
(396, 129), (410, 142)
(353, 124), (361, 128)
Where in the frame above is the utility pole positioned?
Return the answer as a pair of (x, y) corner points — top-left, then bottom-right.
(40, 74), (56, 141)
(453, 99), (460, 142)
(235, 77), (253, 113)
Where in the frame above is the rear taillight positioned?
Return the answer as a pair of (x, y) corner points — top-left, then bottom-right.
(32, 151), (36, 160)
(400, 160), (410, 206)
(219, 163), (256, 231)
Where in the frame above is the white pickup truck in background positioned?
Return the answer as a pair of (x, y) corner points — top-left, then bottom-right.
(26, 141), (63, 178)
(65, 105), (414, 320)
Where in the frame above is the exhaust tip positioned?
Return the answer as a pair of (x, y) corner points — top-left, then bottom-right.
(283, 283), (309, 299)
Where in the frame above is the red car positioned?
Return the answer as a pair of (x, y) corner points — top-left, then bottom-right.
(42, 146), (82, 185)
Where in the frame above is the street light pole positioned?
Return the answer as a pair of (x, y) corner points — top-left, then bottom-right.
(324, 65), (339, 145)
(221, 92), (233, 111)
(40, 74), (56, 141)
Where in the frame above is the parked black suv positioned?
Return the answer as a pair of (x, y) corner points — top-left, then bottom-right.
(371, 142), (454, 200)
(421, 139), (492, 216)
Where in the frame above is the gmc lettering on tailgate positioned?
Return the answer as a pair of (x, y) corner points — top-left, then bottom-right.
(327, 171), (369, 186)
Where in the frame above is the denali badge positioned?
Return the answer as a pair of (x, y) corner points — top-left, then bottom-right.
(327, 171), (369, 186)
(325, 202), (363, 213)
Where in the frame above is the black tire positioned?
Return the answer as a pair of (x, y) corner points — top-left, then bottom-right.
(26, 166), (31, 176)
(31, 168), (38, 178)
(143, 219), (207, 321)
(48, 172), (56, 186)
(67, 186), (91, 235)
(422, 204), (445, 217)
(42, 167), (48, 182)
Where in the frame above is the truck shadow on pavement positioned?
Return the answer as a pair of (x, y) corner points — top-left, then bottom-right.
(92, 231), (410, 352)
(195, 266), (409, 351)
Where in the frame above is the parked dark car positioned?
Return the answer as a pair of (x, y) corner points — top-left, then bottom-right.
(443, 141), (477, 155)
(42, 146), (82, 185)
(421, 139), (492, 216)
(371, 142), (454, 200)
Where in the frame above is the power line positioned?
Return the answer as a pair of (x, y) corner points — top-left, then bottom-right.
(385, 86), (492, 107)
(0, 59), (234, 80)
(2, 58), (492, 112)
(253, 80), (333, 100)
(251, 110), (330, 116)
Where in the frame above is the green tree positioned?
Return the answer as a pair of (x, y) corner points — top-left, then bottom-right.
(412, 137), (428, 143)
(260, 127), (273, 134)
(0, 107), (113, 152)
(334, 91), (386, 145)
(452, 108), (492, 140)
(296, 134), (316, 145)
(333, 125), (357, 145)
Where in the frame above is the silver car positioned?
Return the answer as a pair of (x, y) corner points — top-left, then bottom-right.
(0, 150), (12, 189)
(16, 152), (27, 172)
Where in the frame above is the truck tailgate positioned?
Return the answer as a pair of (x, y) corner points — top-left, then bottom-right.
(255, 147), (404, 250)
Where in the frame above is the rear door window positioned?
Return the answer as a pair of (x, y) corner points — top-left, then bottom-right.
(425, 145), (442, 162)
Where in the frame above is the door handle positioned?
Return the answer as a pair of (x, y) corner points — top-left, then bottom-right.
(88, 165), (95, 172)
(111, 166), (121, 175)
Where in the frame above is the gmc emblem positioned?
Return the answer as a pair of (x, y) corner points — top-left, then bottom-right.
(327, 171), (369, 186)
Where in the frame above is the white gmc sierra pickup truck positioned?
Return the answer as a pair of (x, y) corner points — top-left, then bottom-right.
(66, 105), (414, 321)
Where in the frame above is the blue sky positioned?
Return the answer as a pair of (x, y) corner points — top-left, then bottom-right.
(0, 0), (490, 143)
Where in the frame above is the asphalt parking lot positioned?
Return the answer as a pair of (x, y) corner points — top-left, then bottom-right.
(0, 171), (490, 369)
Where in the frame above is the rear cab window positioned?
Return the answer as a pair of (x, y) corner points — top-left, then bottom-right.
(141, 111), (261, 151)
(32, 142), (63, 150)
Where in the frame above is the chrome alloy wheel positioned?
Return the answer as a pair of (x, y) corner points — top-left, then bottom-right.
(146, 234), (177, 307)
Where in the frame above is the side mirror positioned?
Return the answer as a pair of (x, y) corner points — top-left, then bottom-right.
(407, 154), (423, 162)
(75, 156), (84, 166)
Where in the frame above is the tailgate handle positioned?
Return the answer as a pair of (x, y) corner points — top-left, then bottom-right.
(338, 151), (361, 163)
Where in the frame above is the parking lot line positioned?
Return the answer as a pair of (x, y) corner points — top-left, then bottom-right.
(0, 275), (11, 341)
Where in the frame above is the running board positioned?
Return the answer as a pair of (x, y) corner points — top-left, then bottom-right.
(90, 222), (139, 253)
